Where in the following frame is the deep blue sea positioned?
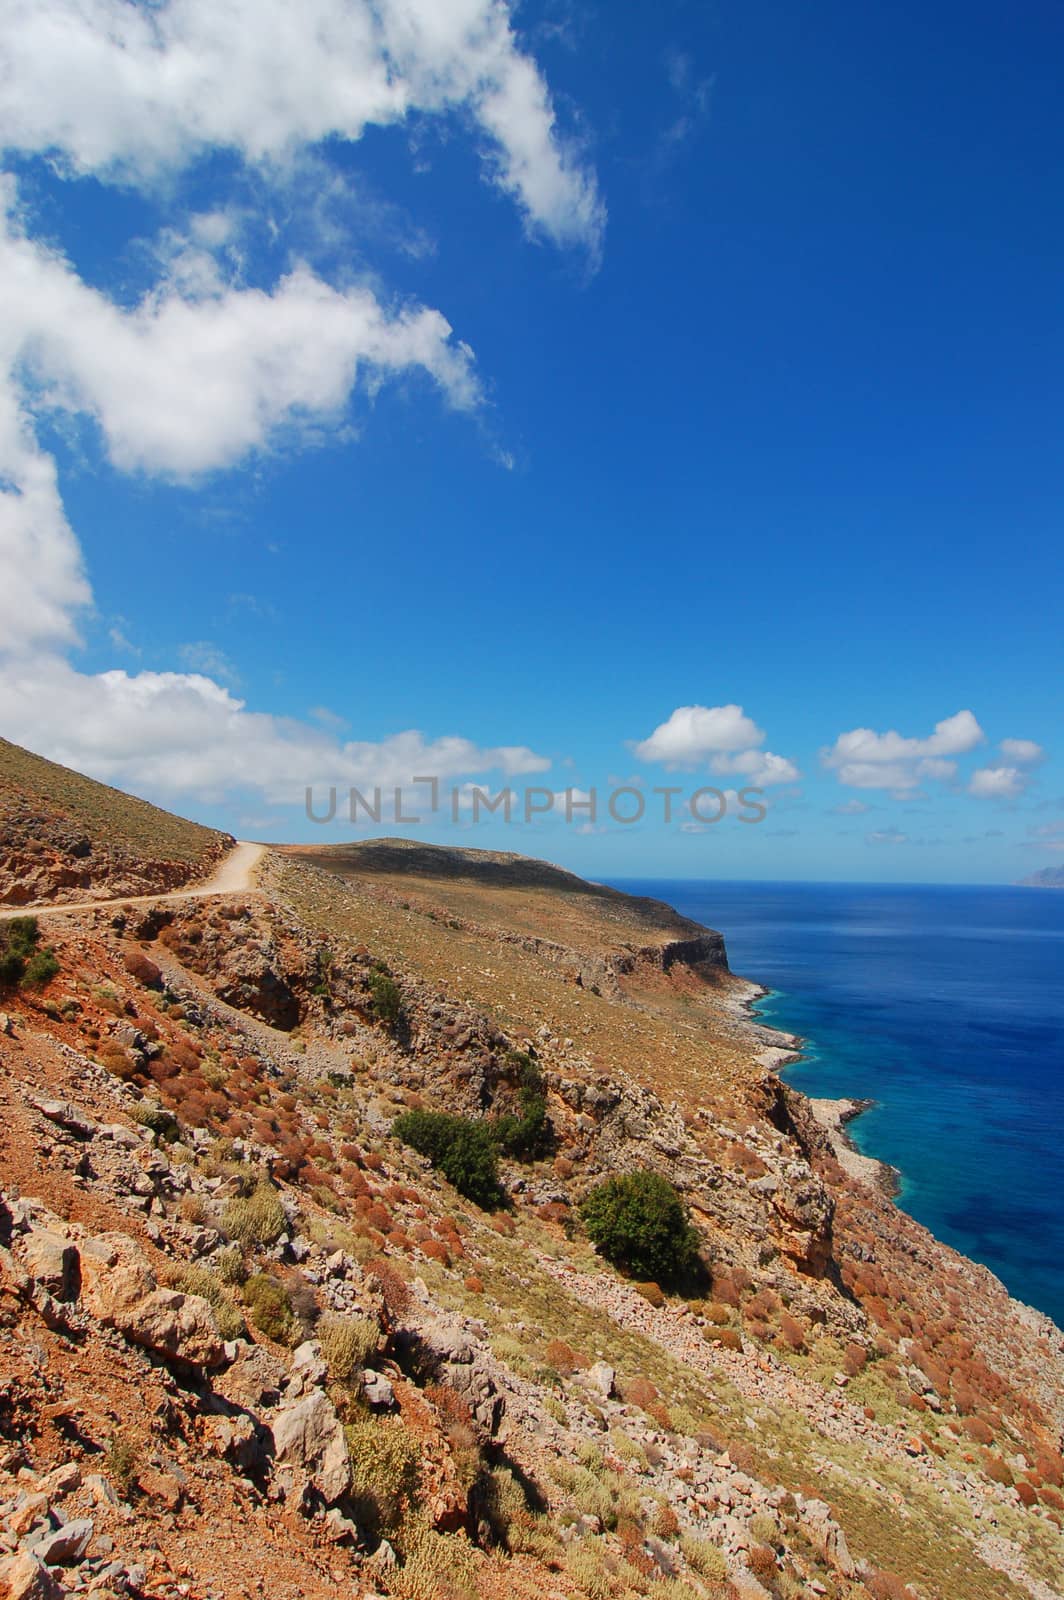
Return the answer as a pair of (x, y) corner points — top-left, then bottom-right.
(610, 881), (1064, 1329)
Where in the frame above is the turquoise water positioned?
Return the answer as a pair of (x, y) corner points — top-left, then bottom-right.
(610, 880), (1064, 1328)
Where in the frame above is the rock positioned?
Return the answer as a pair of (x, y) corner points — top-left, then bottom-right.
(37, 1466), (79, 1501)
(20, 1233), (79, 1303)
(81, 1477), (117, 1510)
(30, 1520), (94, 1566)
(7, 1497), (49, 1538)
(796, 1499), (857, 1578)
(0, 1014), (12, 1039)
(361, 1370), (395, 1408)
(89, 1264), (224, 1367)
(730, 1571), (775, 1600)
(586, 1361), (615, 1399)
(209, 1415), (266, 1474)
(212, 1344), (286, 1411)
(136, 1467), (183, 1512)
(0, 1550), (66, 1599)
(270, 1391), (350, 1504)
(33, 1103), (95, 1140)
(288, 1341), (328, 1390)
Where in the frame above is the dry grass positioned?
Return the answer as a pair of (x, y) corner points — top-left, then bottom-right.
(0, 734), (228, 867)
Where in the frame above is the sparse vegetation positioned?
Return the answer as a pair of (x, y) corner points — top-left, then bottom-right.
(580, 1169), (701, 1285)
(162, 1261), (246, 1341)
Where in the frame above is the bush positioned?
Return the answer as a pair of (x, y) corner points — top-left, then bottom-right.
(22, 947), (59, 989)
(580, 1170), (700, 1285)
(222, 1181), (288, 1246)
(0, 916), (58, 992)
(392, 1110), (502, 1209)
(319, 1313), (380, 1382)
(368, 969), (403, 1028)
(163, 1262), (246, 1341)
(493, 1052), (552, 1159)
(105, 1433), (140, 1498)
(344, 1417), (421, 1540)
(243, 1272), (295, 1343)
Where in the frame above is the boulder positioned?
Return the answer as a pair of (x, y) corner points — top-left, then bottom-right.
(212, 1343), (286, 1410)
(0, 1551), (66, 1599)
(29, 1519), (94, 1566)
(89, 1263), (224, 1367)
(797, 1498), (857, 1578)
(34, 1102), (96, 1140)
(20, 1232), (79, 1302)
(270, 1391), (350, 1504)
(586, 1361), (616, 1399)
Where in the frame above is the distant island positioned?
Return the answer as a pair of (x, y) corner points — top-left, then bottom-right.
(1021, 864), (1064, 888)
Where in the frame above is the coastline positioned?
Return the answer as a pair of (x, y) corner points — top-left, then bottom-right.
(730, 976), (902, 1200)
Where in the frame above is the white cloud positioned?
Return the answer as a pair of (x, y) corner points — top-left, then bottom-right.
(0, 656), (549, 805)
(1, 186), (479, 482)
(0, 0), (603, 253)
(0, 0), (584, 814)
(632, 703), (798, 786)
(634, 703), (764, 764)
(832, 798), (870, 816)
(1000, 738), (1044, 765)
(822, 710), (984, 790)
(707, 749), (800, 787)
(968, 766), (1027, 800)
(0, 175), (478, 655)
(867, 827), (908, 846)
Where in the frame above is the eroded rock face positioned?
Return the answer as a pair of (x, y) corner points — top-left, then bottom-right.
(770, 1164), (835, 1277)
(270, 1390), (350, 1504)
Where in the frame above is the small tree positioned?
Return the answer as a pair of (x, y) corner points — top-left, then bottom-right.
(493, 1051), (551, 1159)
(580, 1170), (700, 1286)
(368, 969), (403, 1028)
(393, 1110), (502, 1209)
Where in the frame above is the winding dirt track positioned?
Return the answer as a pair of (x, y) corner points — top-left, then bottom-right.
(0, 840), (267, 921)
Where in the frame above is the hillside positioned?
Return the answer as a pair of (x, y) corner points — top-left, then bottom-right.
(0, 737), (232, 905)
(0, 753), (1062, 1600)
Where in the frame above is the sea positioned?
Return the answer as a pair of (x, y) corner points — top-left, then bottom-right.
(610, 880), (1064, 1330)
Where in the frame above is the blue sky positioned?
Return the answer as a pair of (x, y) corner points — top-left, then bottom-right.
(0, 0), (1060, 882)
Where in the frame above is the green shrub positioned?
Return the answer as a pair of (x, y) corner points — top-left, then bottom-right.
(21, 947), (59, 989)
(222, 1181), (288, 1246)
(368, 969), (403, 1027)
(393, 1110), (502, 1209)
(579, 1170), (700, 1285)
(0, 916), (58, 991)
(493, 1052), (551, 1159)
(243, 1272), (295, 1343)
(104, 1433), (140, 1497)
